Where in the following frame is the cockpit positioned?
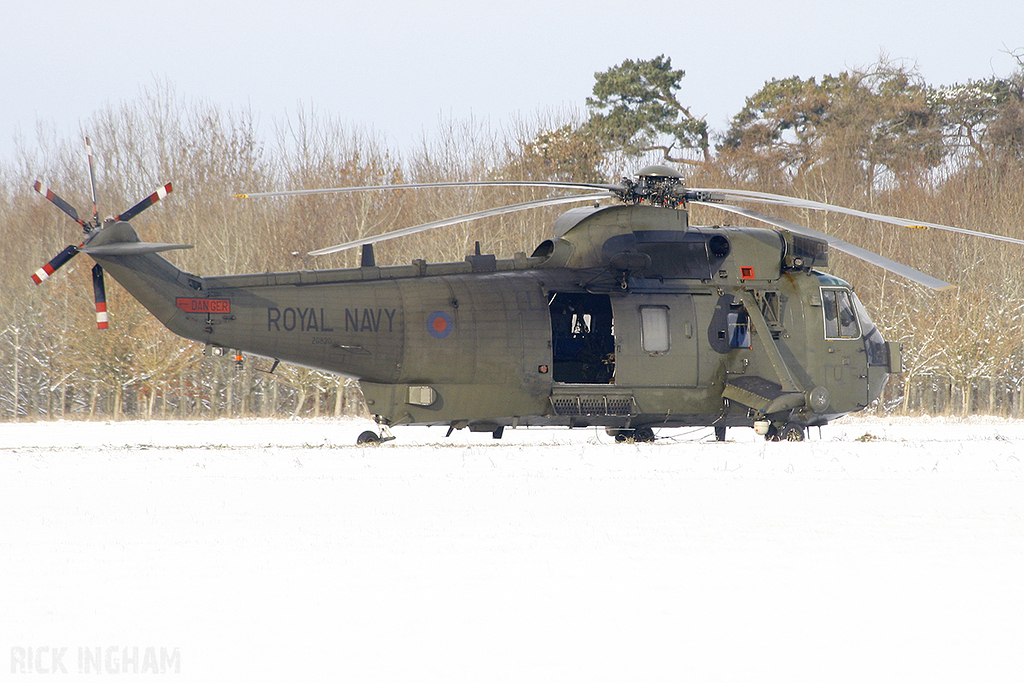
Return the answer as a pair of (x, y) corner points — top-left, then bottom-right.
(820, 286), (890, 368)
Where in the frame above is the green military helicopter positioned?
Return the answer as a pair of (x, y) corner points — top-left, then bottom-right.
(31, 140), (1024, 443)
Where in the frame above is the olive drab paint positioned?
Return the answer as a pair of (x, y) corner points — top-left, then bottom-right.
(40, 160), (999, 443)
(72, 202), (899, 443)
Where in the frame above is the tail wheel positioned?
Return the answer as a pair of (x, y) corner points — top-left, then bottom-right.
(356, 431), (381, 445)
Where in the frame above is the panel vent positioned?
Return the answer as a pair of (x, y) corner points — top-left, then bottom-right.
(790, 234), (829, 268)
(550, 395), (636, 417)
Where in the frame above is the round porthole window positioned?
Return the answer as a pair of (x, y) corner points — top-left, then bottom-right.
(709, 235), (731, 258)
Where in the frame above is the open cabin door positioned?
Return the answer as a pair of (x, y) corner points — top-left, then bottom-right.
(548, 292), (615, 384)
(545, 291), (699, 420)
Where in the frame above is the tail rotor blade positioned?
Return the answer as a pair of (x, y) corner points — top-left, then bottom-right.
(33, 181), (86, 228)
(115, 182), (173, 222)
(85, 137), (100, 225)
(92, 264), (109, 330)
(31, 245), (80, 284)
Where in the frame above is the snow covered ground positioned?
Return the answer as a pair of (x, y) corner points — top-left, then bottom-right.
(1, 416), (1021, 681)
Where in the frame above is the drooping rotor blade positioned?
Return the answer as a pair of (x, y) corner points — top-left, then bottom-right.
(115, 182), (173, 222)
(82, 241), (194, 256)
(691, 187), (1024, 248)
(31, 245), (81, 285)
(235, 180), (624, 200)
(92, 264), (109, 330)
(693, 200), (955, 292)
(33, 182), (86, 228)
(85, 137), (100, 226)
(308, 191), (615, 256)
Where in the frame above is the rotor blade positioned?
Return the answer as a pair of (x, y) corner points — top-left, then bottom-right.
(690, 187), (1024, 247)
(115, 182), (173, 222)
(85, 137), (99, 225)
(308, 192), (615, 256)
(82, 241), (194, 256)
(31, 245), (80, 285)
(33, 181), (85, 227)
(693, 201), (956, 292)
(235, 180), (625, 200)
(92, 264), (109, 330)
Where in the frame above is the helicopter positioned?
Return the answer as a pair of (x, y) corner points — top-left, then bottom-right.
(30, 139), (1024, 443)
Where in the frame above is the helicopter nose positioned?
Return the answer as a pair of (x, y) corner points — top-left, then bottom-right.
(865, 340), (901, 408)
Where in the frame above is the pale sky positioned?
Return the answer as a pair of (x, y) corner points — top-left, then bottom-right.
(3, 0), (1022, 162)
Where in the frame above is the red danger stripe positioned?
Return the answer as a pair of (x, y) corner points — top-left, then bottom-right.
(176, 297), (231, 314)
(95, 301), (109, 330)
(31, 264), (55, 284)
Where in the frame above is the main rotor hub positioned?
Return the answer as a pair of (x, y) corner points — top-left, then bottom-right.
(620, 165), (690, 208)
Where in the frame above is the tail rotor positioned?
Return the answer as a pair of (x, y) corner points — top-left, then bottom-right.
(31, 136), (173, 329)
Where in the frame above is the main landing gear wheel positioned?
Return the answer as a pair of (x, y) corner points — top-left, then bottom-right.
(607, 427), (656, 443)
(633, 426), (656, 443)
(778, 423), (806, 442)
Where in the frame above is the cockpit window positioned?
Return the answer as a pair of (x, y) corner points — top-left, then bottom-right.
(821, 288), (860, 340)
(851, 292), (890, 367)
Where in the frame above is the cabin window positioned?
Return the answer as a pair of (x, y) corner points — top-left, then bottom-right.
(727, 308), (751, 348)
(821, 288), (860, 340)
(640, 306), (670, 354)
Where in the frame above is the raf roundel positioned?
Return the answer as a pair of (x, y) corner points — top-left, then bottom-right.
(427, 311), (454, 339)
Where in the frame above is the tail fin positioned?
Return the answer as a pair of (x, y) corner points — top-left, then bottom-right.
(82, 221), (204, 338)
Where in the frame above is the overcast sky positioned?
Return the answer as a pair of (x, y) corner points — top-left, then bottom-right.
(3, 0), (1023, 163)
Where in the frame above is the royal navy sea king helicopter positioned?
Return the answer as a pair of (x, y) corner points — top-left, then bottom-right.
(31, 140), (1024, 443)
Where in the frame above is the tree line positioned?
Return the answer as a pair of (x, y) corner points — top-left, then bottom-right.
(2, 52), (1023, 421)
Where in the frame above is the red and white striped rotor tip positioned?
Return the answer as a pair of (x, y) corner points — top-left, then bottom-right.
(92, 265), (108, 330)
(33, 181), (86, 227)
(115, 182), (173, 222)
(31, 245), (79, 285)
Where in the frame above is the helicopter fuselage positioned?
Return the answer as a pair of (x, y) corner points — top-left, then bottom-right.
(86, 203), (899, 438)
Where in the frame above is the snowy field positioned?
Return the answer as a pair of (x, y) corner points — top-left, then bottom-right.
(1, 416), (1021, 681)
